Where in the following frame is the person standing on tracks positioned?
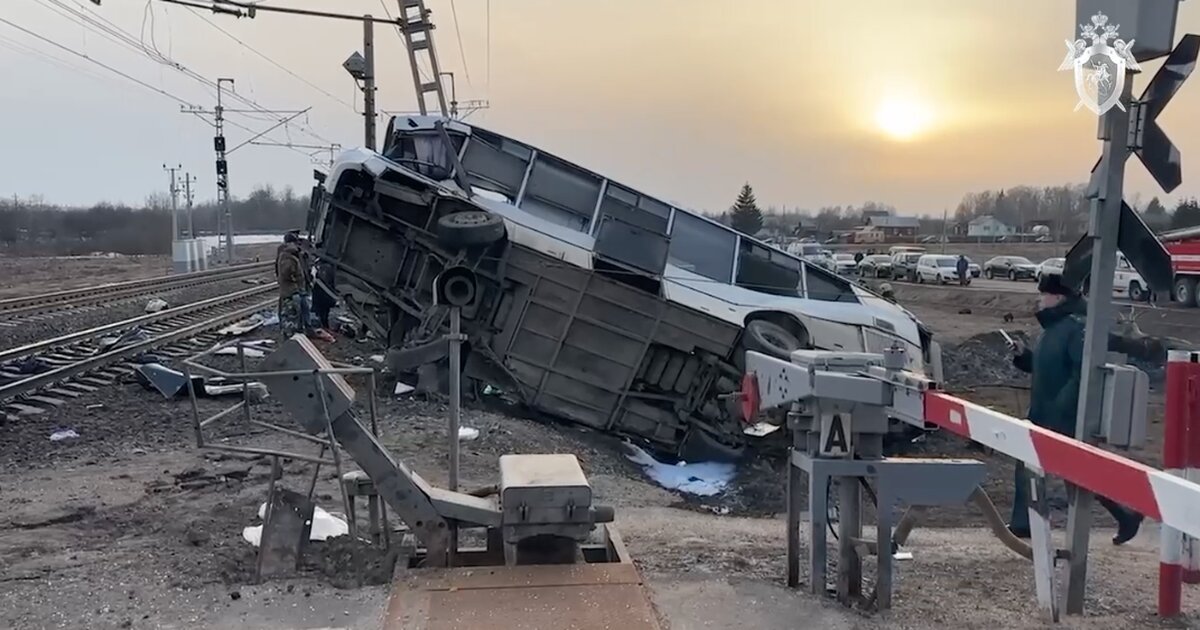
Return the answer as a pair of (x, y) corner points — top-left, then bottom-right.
(1006, 273), (1143, 544)
(275, 231), (315, 339)
(956, 254), (969, 286)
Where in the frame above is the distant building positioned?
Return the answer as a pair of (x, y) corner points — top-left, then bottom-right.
(967, 215), (1015, 238)
(865, 215), (920, 239)
(861, 208), (891, 223)
(852, 226), (886, 244)
(791, 217), (820, 239)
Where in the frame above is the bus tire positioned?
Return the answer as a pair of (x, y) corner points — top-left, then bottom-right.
(437, 211), (506, 248)
(679, 427), (745, 463)
(744, 318), (805, 360)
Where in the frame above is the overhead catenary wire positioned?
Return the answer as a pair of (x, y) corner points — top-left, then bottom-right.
(447, 0), (471, 85)
(181, 5), (358, 113)
(35, 0), (337, 146)
(0, 15), (198, 107)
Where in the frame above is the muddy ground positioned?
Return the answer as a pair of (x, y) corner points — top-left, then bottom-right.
(2, 256), (1199, 629)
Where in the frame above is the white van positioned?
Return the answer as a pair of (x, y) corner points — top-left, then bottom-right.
(916, 254), (968, 285)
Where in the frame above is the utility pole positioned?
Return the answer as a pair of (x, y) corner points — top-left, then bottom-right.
(364, 15), (376, 150)
(940, 208), (948, 254)
(163, 163), (181, 242)
(215, 78), (234, 264)
(183, 172), (196, 239)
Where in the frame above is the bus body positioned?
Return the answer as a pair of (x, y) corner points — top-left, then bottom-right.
(308, 116), (941, 459)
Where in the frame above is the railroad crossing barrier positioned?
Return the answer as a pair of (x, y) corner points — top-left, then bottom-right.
(744, 348), (1200, 620)
(1159, 350), (1200, 617)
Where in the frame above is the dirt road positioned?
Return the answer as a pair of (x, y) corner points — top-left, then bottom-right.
(2, 255), (1198, 629)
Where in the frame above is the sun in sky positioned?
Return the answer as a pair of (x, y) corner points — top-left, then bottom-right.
(873, 95), (934, 142)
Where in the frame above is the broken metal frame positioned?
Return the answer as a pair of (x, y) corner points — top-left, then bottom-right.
(181, 338), (387, 566)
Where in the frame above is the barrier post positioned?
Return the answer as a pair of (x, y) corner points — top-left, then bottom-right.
(1159, 350), (1190, 617)
(1184, 353), (1200, 585)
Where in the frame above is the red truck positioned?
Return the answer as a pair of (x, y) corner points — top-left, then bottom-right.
(1163, 226), (1200, 307)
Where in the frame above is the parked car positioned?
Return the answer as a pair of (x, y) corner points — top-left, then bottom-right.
(891, 251), (924, 282)
(1036, 257), (1065, 281)
(858, 254), (893, 278)
(916, 254), (970, 285)
(831, 253), (857, 275)
(983, 256), (1038, 281)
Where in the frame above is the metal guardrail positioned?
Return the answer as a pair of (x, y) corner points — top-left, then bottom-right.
(0, 261), (273, 316)
(0, 286), (277, 402)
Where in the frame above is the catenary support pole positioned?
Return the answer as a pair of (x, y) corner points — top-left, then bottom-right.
(363, 15), (376, 151)
(1063, 75), (1133, 615)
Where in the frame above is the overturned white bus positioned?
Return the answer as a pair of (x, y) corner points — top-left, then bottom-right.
(308, 116), (942, 460)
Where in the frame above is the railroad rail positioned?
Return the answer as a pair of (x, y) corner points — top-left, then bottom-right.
(0, 261), (273, 324)
(0, 283), (278, 416)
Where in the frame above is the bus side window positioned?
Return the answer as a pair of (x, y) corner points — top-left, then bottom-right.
(667, 213), (736, 282)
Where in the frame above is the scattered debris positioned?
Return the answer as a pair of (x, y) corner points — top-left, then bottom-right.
(98, 327), (150, 353)
(49, 429), (79, 442)
(242, 503), (348, 547)
(743, 422), (782, 437)
(369, 354), (385, 364)
(144, 298), (168, 313)
(214, 339), (275, 358)
(134, 363), (269, 400)
(958, 308), (973, 315)
(218, 313), (271, 337)
(85, 403), (105, 410)
(1002, 312), (1014, 323)
(393, 382), (415, 397)
(624, 444), (735, 497)
(9, 357), (52, 375)
(458, 427), (480, 441)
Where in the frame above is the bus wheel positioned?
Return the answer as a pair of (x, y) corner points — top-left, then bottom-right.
(745, 318), (805, 359)
(437, 211), (506, 248)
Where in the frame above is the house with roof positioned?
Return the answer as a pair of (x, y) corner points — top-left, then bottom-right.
(967, 215), (1015, 238)
(864, 215), (921, 239)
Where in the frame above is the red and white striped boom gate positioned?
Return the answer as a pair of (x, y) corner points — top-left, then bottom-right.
(745, 349), (1200, 618)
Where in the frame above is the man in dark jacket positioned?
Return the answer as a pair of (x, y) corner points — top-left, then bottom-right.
(275, 231), (314, 338)
(1008, 273), (1143, 544)
(956, 255), (969, 285)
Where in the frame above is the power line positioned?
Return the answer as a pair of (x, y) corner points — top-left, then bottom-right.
(5, 12), (318, 162)
(0, 15), (198, 107)
(36, 0), (337, 146)
(181, 5), (357, 112)
(447, 0), (470, 85)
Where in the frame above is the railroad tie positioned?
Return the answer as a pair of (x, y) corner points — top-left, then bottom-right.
(25, 395), (64, 408)
(6, 403), (45, 416)
(45, 387), (81, 399)
(77, 376), (113, 387)
(61, 382), (97, 393)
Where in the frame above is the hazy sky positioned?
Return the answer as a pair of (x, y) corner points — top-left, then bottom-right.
(2, 0), (1199, 216)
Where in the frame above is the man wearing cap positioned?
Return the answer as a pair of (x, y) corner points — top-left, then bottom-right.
(275, 231), (314, 338)
(1007, 273), (1143, 544)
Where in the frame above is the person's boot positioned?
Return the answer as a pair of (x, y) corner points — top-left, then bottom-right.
(1099, 496), (1143, 545)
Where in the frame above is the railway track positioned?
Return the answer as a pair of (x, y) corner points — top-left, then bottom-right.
(0, 283), (278, 418)
(0, 261), (273, 327)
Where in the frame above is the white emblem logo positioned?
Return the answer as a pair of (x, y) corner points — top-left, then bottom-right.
(1058, 12), (1141, 115)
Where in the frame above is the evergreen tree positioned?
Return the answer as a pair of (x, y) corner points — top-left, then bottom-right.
(1141, 196), (1170, 231)
(729, 183), (764, 236)
(1171, 197), (1200, 230)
